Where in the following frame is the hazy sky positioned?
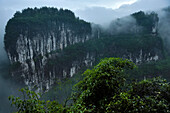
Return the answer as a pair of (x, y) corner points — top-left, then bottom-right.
(76, 0), (170, 25)
(0, 0), (138, 10)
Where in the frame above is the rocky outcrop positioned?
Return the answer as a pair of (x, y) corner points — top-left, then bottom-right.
(7, 24), (90, 92)
(4, 8), (164, 92)
(4, 7), (91, 92)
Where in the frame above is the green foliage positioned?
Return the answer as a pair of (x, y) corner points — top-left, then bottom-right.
(9, 58), (170, 113)
(129, 57), (170, 81)
(128, 77), (170, 113)
(106, 92), (145, 113)
(9, 88), (45, 113)
(132, 11), (159, 33)
(9, 88), (65, 113)
(72, 57), (136, 112)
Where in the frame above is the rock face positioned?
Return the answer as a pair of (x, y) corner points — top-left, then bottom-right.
(4, 8), (164, 92)
(4, 7), (91, 92)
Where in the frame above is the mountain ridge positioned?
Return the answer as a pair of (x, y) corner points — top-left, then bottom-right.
(4, 7), (166, 92)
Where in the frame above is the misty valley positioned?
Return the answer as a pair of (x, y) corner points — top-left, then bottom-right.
(1, 6), (170, 113)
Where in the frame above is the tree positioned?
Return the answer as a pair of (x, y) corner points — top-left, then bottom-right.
(72, 57), (136, 112)
(9, 57), (170, 113)
(9, 88), (65, 113)
(106, 77), (170, 113)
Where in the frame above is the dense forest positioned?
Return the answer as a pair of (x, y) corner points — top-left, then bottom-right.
(9, 58), (170, 112)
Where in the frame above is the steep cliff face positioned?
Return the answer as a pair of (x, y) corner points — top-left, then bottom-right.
(4, 8), (164, 92)
(4, 7), (91, 92)
(46, 34), (163, 82)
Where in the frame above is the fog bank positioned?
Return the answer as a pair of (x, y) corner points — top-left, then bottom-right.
(158, 7), (170, 53)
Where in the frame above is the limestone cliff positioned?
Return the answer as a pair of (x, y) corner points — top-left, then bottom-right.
(4, 7), (91, 92)
(4, 8), (164, 92)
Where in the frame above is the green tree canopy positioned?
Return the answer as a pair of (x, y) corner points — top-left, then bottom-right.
(9, 57), (170, 113)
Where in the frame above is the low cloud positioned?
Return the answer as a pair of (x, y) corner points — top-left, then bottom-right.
(75, 7), (119, 26)
(158, 8), (170, 52)
(108, 16), (140, 35)
(75, 0), (170, 26)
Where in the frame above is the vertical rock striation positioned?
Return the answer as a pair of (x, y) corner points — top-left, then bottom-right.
(4, 7), (91, 92)
(4, 8), (164, 92)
